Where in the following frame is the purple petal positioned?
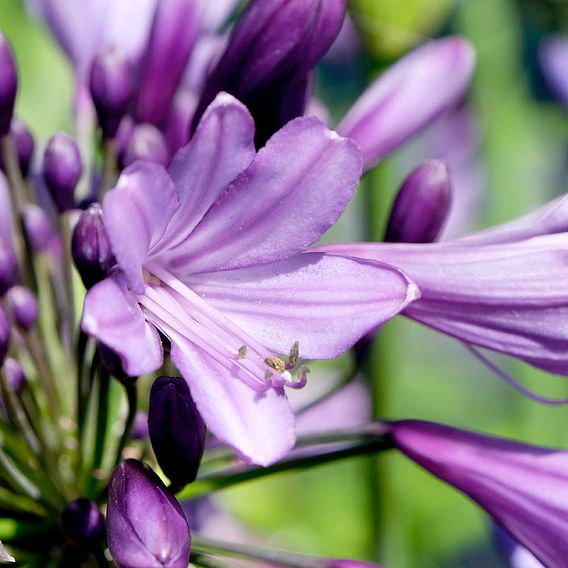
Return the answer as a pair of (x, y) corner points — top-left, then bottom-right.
(164, 117), (362, 276)
(456, 193), (568, 246)
(320, 239), (568, 374)
(186, 252), (418, 359)
(390, 419), (568, 568)
(540, 36), (568, 110)
(338, 37), (475, 171)
(81, 275), (163, 376)
(29, 0), (157, 79)
(158, 93), (256, 255)
(134, 0), (201, 125)
(170, 335), (295, 466)
(103, 161), (179, 293)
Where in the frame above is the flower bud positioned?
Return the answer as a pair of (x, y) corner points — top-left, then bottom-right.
(90, 45), (133, 139)
(6, 286), (38, 331)
(107, 459), (190, 568)
(42, 134), (82, 213)
(191, 0), (346, 146)
(24, 204), (55, 254)
(0, 305), (9, 367)
(148, 376), (206, 488)
(384, 161), (451, 244)
(131, 411), (149, 440)
(122, 124), (170, 168)
(71, 204), (115, 289)
(98, 343), (129, 382)
(0, 238), (17, 296)
(0, 118), (34, 177)
(60, 498), (105, 548)
(0, 33), (17, 136)
(3, 358), (25, 394)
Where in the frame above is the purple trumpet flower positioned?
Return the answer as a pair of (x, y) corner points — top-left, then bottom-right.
(317, 190), (568, 375)
(81, 93), (418, 465)
(388, 419), (568, 568)
(191, 0), (346, 146)
(337, 37), (475, 171)
(107, 459), (190, 568)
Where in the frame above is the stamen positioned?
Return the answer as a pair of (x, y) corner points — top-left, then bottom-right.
(264, 356), (286, 374)
(238, 345), (247, 359)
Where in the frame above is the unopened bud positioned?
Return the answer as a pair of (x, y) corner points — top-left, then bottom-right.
(24, 204), (55, 254)
(0, 33), (17, 136)
(149, 376), (206, 488)
(3, 358), (25, 393)
(122, 124), (170, 168)
(42, 134), (82, 213)
(384, 160), (451, 244)
(131, 411), (149, 440)
(6, 286), (38, 331)
(98, 343), (128, 382)
(61, 498), (105, 548)
(0, 118), (34, 176)
(0, 239), (17, 296)
(71, 204), (115, 289)
(90, 45), (133, 139)
(107, 459), (190, 568)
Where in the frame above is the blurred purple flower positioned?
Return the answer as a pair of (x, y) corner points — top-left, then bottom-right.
(337, 37), (475, 171)
(389, 419), (568, 568)
(540, 36), (568, 110)
(82, 93), (418, 465)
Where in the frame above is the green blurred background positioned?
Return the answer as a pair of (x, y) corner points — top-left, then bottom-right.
(2, 0), (568, 566)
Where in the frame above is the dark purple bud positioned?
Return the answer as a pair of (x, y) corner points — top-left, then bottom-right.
(0, 238), (17, 296)
(191, 0), (346, 146)
(24, 204), (55, 254)
(71, 204), (115, 289)
(0, 305), (9, 367)
(107, 459), (190, 568)
(0, 118), (34, 177)
(42, 133), (82, 213)
(135, 0), (200, 125)
(149, 376), (206, 488)
(61, 498), (105, 548)
(384, 160), (452, 244)
(0, 33), (17, 136)
(122, 124), (170, 168)
(131, 411), (149, 440)
(3, 358), (25, 393)
(98, 343), (128, 382)
(6, 286), (38, 331)
(90, 45), (133, 140)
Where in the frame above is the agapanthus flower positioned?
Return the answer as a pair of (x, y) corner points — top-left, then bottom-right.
(318, 189), (568, 376)
(388, 419), (568, 568)
(81, 93), (418, 465)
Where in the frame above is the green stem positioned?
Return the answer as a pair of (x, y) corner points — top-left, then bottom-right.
(113, 381), (137, 467)
(179, 425), (394, 500)
(100, 139), (117, 198)
(87, 366), (110, 497)
(57, 214), (75, 356)
(192, 535), (341, 568)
